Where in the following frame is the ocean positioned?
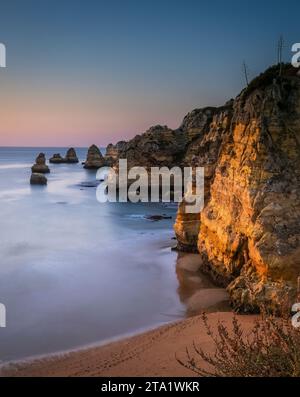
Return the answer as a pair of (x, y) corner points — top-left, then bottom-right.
(0, 147), (185, 362)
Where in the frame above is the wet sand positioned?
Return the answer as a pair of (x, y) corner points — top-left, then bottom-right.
(0, 252), (241, 377)
(175, 252), (231, 315)
(1, 312), (257, 377)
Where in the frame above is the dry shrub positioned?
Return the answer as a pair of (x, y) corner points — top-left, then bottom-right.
(177, 311), (300, 377)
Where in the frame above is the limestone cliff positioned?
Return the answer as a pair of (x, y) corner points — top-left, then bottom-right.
(175, 64), (300, 312)
(107, 125), (187, 170)
(105, 141), (127, 166)
(106, 64), (300, 312)
(175, 102), (233, 252)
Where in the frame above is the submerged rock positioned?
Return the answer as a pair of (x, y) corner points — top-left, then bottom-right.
(78, 181), (100, 188)
(145, 215), (172, 221)
(31, 153), (50, 173)
(84, 144), (105, 169)
(30, 173), (47, 185)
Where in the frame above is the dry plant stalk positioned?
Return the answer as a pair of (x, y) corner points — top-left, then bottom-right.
(177, 311), (300, 377)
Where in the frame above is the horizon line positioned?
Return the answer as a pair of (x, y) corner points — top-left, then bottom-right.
(0, 145), (107, 149)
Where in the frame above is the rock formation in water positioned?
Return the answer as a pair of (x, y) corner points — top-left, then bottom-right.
(145, 214), (172, 221)
(106, 64), (300, 312)
(49, 153), (65, 164)
(31, 153), (50, 173)
(84, 144), (105, 169)
(30, 173), (47, 185)
(65, 148), (79, 163)
(50, 148), (79, 164)
(104, 141), (127, 166)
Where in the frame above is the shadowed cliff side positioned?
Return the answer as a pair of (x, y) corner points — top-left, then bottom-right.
(175, 102), (233, 251)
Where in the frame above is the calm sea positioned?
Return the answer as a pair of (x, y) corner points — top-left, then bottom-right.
(0, 147), (186, 362)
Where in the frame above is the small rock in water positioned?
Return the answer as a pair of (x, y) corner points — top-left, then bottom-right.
(145, 215), (172, 221)
(78, 181), (100, 188)
(49, 153), (65, 164)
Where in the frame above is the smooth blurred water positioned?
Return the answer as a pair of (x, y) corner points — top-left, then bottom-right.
(0, 147), (187, 362)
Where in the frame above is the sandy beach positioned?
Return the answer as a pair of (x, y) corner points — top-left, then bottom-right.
(1, 312), (257, 377)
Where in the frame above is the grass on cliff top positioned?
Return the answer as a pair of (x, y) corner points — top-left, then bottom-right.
(242, 63), (298, 99)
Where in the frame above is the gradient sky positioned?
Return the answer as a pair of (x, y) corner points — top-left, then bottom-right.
(0, 0), (299, 147)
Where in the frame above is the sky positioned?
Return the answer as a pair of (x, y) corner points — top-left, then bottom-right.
(0, 0), (299, 147)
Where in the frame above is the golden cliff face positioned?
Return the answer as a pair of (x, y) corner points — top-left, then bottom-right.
(104, 64), (300, 312)
(174, 102), (233, 252)
(175, 65), (300, 312)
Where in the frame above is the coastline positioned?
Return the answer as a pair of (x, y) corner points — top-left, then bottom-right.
(0, 249), (234, 376)
(0, 312), (257, 377)
(0, 150), (250, 376)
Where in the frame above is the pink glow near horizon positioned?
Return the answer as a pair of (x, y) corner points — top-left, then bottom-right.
(0, 90), (184, 147)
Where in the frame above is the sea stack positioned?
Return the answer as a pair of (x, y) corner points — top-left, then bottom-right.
(65, 148), (79, 163)
(31, 153), (50, 173)
(30, 173), (47, 185)
(104, 141), (127, 166)
(49, 153), (64, 164)
(83, 144), (105, 169)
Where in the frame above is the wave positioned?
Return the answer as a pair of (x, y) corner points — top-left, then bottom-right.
(0, 163), (31, 170)
(0, 187), (30, 199)
(125, 214), (146, 219)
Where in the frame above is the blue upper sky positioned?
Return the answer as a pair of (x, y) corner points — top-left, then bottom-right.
(0, 0), (299, 146)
